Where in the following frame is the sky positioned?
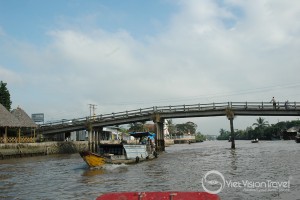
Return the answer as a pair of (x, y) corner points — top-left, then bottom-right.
(1, 0), (300, 135)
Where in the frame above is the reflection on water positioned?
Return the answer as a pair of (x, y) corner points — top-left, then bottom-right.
(0, 141), (299, 200)
(229, 149), (237, 172)
(82, 168), (105, 177)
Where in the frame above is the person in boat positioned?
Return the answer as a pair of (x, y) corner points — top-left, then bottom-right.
(147, 137), (155, 153)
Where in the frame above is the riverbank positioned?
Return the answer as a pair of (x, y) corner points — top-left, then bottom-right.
(0, 139), (177, 160)
(0, 141), (88, 159)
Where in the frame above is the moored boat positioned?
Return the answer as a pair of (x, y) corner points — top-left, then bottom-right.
(96, 191), (220, 200)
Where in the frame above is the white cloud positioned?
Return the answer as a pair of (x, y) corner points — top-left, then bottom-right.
(0, 66), (23, 85)
(1, 0), (300, 133)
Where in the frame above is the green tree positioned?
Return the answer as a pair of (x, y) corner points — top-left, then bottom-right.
(129, 122), (146, 132)
(0, 81), (12, 111)
(195, 131), (206, 142)
(244, 126), (254, 140)
(217, 129), (230, 140)
(219, 128), (227, 136)
(165, 119), (176, 138)
(175, 121), (197, 135)
(252, 117), (269, 139)
(252, 117), (269, 129)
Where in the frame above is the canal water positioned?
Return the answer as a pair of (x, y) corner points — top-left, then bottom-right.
(0, 140), (299, 200)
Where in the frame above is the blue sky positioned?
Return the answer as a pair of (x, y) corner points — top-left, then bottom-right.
(0, 0), (176, 43)
(1, 0), (300, 134)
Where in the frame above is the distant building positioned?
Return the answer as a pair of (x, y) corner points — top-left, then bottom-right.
(66, 126), (121, 142)
(282, 126), (300, 140)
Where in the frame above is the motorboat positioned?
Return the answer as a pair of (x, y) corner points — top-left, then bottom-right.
(251, 139), (259, 143)
(80, 132), (157, 167)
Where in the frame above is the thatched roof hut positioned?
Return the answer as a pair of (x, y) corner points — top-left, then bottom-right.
(11, 106), (37, 128)
(286, 126), (300, 133)
(0, 103), (21, 127)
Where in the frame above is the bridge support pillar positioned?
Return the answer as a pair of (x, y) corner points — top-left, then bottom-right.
(92, 131), (95, 152)
(229, 118), (235, 149)
(88, 131), (92, 151)
(95, 127), (103, 153)
(95, 131), (99, 153)
(226, 108), (235, 149)
(153, 114), (165, 152)
(88, 127), (103, 153)
(88, 130), (97, 152)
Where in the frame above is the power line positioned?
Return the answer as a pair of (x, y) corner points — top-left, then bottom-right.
(99, 81), (300, 106)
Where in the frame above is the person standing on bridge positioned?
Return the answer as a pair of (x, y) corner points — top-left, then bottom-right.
(284, 100), (289, 110)
(271, 97), (276, 109)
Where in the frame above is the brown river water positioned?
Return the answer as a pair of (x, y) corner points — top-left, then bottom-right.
(0, 140), (299, 200)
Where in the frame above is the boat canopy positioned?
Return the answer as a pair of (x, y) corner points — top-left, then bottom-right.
(129, 132), (155, 139)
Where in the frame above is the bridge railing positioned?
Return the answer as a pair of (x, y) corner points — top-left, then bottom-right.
(229, 101), (299, 110)
(40, 101), (300, 129)
(95, 106), (155, 121)
(154, 102), (229, 112)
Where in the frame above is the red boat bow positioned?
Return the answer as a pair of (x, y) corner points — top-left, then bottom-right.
(96, 191), (220, 200)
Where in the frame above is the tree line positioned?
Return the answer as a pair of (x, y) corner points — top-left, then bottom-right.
(217, 117), (300, 140)
(0, 81), (12, 110)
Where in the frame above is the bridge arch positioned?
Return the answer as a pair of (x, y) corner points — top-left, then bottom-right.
(39, 101), (300, 151)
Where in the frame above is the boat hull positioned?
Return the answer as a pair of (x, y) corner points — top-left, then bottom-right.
(80, 142), (158, 167)
(79, 151), (106, 167)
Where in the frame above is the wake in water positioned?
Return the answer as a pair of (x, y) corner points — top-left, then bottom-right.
(103, 163), (129, 172)
(82, 163), (129, 176)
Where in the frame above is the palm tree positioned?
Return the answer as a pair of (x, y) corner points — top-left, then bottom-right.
(219, 128), (227, 136)
(252, 117), (269, 139)
(165, 119), (176, 138)
(253, 117), (269, 129)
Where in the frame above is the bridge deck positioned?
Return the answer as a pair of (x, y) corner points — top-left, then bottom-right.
(39, 101), (300, 134)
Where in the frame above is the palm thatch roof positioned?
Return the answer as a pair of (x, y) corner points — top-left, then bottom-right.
(0, 103), (21, 127)
(11, 106), (37, 128)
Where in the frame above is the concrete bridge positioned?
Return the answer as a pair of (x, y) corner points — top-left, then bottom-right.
(39, 101), (300, 151)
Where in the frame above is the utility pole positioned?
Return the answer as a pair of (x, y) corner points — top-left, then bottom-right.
(88, 104), (97, 120)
